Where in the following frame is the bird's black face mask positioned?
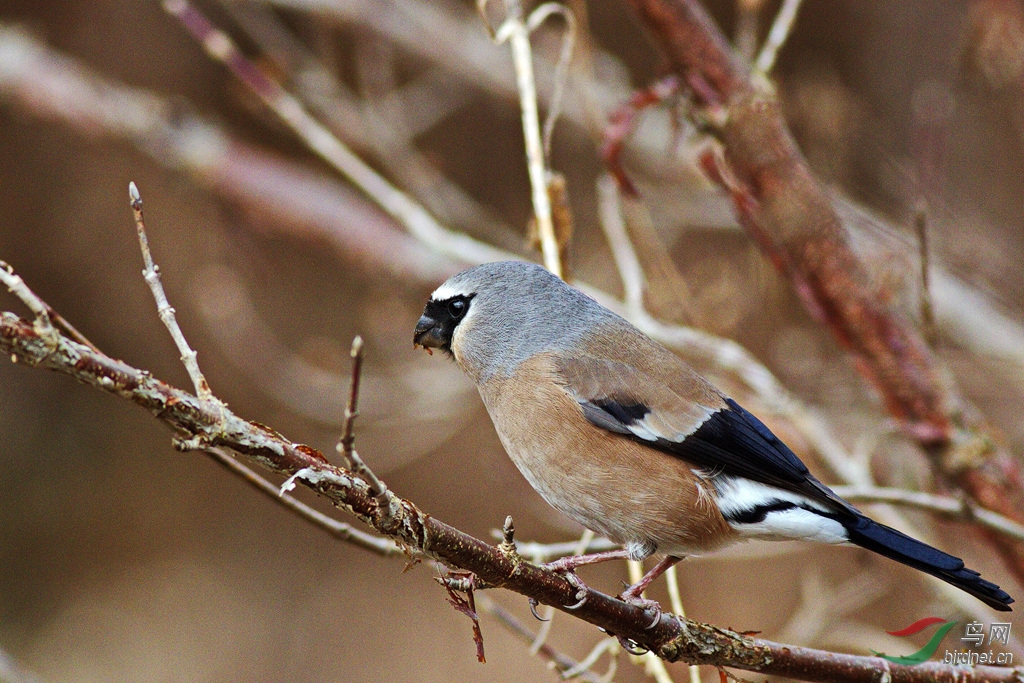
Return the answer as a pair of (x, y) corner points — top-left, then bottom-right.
(413, 294), (474, 355)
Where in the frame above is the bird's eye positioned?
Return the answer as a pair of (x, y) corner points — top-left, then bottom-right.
(448, 299), (467, 318)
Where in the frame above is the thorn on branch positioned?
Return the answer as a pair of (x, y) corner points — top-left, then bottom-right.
(437, 570), (486, 663)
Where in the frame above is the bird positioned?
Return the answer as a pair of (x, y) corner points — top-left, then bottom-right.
(413, 261), (1013, 612)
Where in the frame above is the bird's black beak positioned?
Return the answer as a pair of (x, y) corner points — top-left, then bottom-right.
(413, 314), (445, 350)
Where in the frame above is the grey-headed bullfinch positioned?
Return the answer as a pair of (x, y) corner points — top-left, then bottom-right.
(414, 261), (1012, 612)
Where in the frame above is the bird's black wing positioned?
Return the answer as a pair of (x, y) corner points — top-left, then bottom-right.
(557, 354), (1014, 610)
(558, 354), (852, 512)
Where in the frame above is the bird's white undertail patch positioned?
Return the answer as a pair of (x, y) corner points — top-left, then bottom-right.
(714, 477), (848, 544)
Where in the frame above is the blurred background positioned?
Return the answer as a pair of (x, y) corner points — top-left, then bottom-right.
(0, 0), (1022, 680)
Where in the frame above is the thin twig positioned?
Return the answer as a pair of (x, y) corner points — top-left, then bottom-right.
(777, 569), (892, 649)
(190, 261), (473, 449)
(914, 204), (937, 347)
(338, 335), (364, 466)
(207, 446), (404, 556)
(665, 564), (701, 683)
(332, 336), (387, 498)
(476, 595), (608, 683)
(596, 174), (644, 311)
(664, 563), (685, 620)
(753, 0), (803, 74)
(522, 3), (577, 158)
(162, 0), (513, 269)
(560, 637), (619, 681)
(734, 0), (763, 63)
(482, 0), (564, 277)
(220, 2), (508, 245)
(834, 485), (1024, 543)
(258, 0), (666, 162)
(528, 529), (594, 654)
(627, 560), (676, 683)
(127, 187), (402, 556)
(345, 449), (387, 499)
(129, 181), (213, 401)
(0, 260), (56, 339)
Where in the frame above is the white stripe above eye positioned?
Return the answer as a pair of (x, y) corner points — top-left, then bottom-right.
(431, 282), (474, 301)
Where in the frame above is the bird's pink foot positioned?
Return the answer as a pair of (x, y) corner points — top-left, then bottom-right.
(618, 584), (663, 628)
(542, 548), (631, 574)
(541, 549), (632, 610)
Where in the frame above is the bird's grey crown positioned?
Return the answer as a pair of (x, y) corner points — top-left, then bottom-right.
(433, 261), (620, 382)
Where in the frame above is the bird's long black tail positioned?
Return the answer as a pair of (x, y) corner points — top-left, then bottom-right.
(843, 514), (1013, 611)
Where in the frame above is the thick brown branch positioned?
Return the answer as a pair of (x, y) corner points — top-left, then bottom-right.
(1, 310), (1020, 682)
(621, 0), (746, 106)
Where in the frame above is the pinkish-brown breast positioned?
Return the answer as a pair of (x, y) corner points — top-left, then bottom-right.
(477, 352), (735, 557)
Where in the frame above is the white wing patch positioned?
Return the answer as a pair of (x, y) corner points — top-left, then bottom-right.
(574, 393), (719, 444)
(627, 402), (719, 443)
